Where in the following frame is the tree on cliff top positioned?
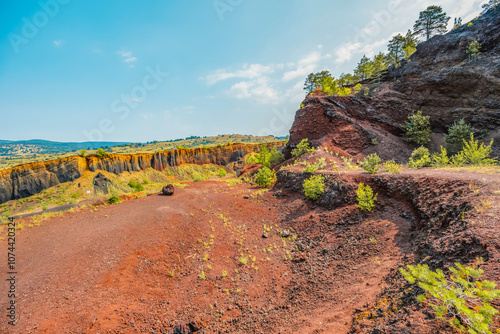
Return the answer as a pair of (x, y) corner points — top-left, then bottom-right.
(482, 0), (500, 14)
(304, 71), (331, 93)
(413, 6), (450, 41)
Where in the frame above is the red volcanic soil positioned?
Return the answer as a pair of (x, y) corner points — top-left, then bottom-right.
(1, 167), (499, 333)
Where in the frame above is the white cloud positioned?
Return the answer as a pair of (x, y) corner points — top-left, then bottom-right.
(203, 64), (275, 85)
(53, 40), (64, 46)
(334, 42), (362, 65)
(229, 77), (280, 105)
(283, 51), (323, 82)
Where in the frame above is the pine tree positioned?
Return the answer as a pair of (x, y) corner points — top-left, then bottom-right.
(304, 71), (332, 93)
(482, 0), (500, 14)
(453, 17), (462, 30)
(387, 34), (406, 65)
(354, 55), (372, 81)
(413, 6), (451, 41)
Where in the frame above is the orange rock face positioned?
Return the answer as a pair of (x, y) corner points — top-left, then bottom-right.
(0, 143), (282, 204)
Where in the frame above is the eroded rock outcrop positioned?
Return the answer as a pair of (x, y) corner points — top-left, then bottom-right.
(285, 7), (500, 160)
(0, 143), (280, 204)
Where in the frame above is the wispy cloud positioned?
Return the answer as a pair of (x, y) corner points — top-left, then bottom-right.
(53, 40), (64, 47)
(283, 49), (326, 82)
(117, 50), (138, 67)
(203, 64), (275, 86)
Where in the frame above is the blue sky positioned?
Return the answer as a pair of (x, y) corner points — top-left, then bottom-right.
(0, 0), (487, 142)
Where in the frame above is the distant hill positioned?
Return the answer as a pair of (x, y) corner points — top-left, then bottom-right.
(0, 140), (130, 157)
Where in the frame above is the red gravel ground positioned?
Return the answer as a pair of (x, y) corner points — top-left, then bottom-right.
(0, 165), (499, 333)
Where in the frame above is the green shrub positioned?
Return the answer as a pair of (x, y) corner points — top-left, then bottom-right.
(128, 180), (144, 192)
(245, 154), (257, 164)
(303, 175), (325, 200)
(177, 146), (190, 150)
(193, 174), (204, 182)
(79, 149), (87, 158)
(304, 157), (327, 173)
(362, 153), (381, 174)
(404, 111), (431, 146)
(466, 40), (481, 61)
(451, 152), (467, 167)
(291, 139), (315, 157)
(218, 168), (227, 178)
(460, 134), (497, 166)
(400, 260), (500, 334)
(408, 146), (432, 169)
(96, 148), (107, 158)
(446, 119), (473, 155)
(432, 146), (450, 167)
(269, 147), (285, 165)
(255, 167), (276, 188)
(356, 183), (377, 212)
(256, 145), (271, 168)
(108, 194), (121, 204)
(384, 161), (401, 174)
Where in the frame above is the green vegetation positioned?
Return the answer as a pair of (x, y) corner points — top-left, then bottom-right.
(413, 5), (451, 41)
(303, 175), (325, 200)
(384, 161), (401, 174)
(356, 183), (377, 212)
(269, 147), (285, 165)
(466, 40), (482, 61)
(400, 260), (500, 334)
(128, 180), (144, 192)
(432, 147), (450, 167)
(176, 145), (190, 150)
(291, 139), (315, 158)
(482, 0), (500, 14)
(218, 168), (227, 178)
(79, 149), (87, 158)
(386, 30), (418, 65)
(446, 119), (473, 155)
(408, 146), (432, 169)
(256, 145), (271, 168)
(404, 111), (431, 146)
(96, 148), (107, 158)
(255, 167), (276, 188)
(361, 153), (381, 174)
(461, 134), (497, 166)
(108, 193), (121, 204)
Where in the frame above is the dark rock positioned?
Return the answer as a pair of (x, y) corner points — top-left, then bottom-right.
(93, 172), (111, 195)
(162, 184), (174, 196)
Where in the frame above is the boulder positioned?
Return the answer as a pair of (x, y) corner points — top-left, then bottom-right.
(93, 172), (111, 194)
(162, 184), (174, 196)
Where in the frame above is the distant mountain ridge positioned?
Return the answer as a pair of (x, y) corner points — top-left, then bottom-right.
(0, 139), (130, 156)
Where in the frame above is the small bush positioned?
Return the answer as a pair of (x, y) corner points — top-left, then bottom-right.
(451, 152), (467, 167)
(400, 259), (500, 334)
(193, 174), (204, 182)
(304, 157), (327, 173)
(356, 183), (377, 212)
(218, 168), (227, 178)
(269, 147), (285, 165)
(303, 175), (325, 200)
(446, 119), (473, 155)
(96, 148), (107, 158)
(245, 154), (257, 164)
(432, 146), (450, 167)
(177, 146), (190, 150)
(362, 153), (381, 174)
(404, 111), (431, 146)
(128, 180), (144, 192)
(256, 145), (271, 168)
(108, 194), (121, 204)
(460, 134), (497, 166)
(408, 146), (432, 169)
(384, 161), (401, 174)
(79, 149), (87, 158)
(291, 139), (315, 158)
(255, 167), (276, 188)
(466, 40), (481, 61)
